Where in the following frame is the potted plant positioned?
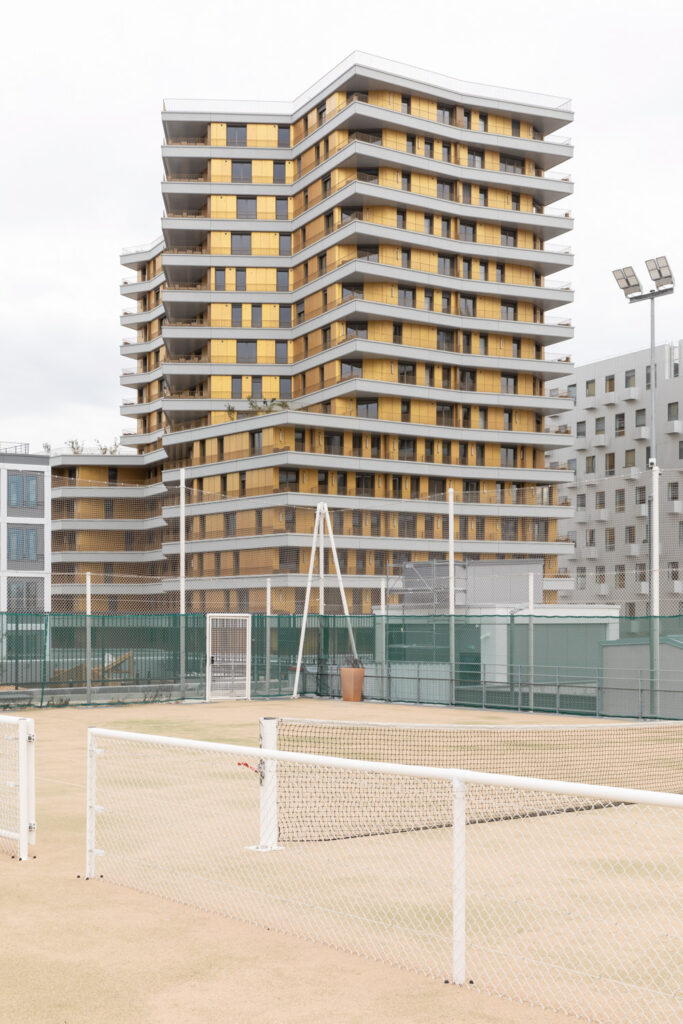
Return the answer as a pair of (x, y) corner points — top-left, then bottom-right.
(340, 658), (365, 701)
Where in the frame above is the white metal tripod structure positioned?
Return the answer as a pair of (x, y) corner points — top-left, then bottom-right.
(292, 502), (359, 698)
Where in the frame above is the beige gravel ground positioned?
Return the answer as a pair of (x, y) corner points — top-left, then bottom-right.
(0, 699), (636, 1024)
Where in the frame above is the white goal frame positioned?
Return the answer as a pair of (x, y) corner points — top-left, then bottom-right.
(0, 714), (36, 860)
(205, 614), (252, 701)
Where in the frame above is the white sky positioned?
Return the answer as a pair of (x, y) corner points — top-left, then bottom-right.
(1, 0), (682, 453)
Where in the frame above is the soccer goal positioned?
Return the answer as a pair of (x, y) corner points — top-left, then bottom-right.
(87, 725), (683, 1024)
(205, 614), (251, 700)
(0, 714), (36, 860)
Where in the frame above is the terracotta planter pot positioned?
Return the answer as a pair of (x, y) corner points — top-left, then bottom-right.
(340, 667), (364, 701)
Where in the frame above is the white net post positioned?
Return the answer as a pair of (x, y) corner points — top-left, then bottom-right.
(85, 572), (92, 705)
(451, 777), (466, 986)
(257, 717), (280, 851)
(0, 715), (36, 861)
(86, 728), (99, 878)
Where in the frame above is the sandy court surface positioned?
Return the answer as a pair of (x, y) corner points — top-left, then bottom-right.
(0, 698), (671, 1024)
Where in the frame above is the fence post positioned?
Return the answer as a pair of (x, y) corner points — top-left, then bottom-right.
(481, 669), (486, 709)
(555, 666), (560, 714)
(451, 777), (466, 986)
(179, 467), (186, 699)
(265, 578), (272, 689)
(17, 718), (29, 861)
(86, 730), (98, 878)
(638, 670), (643, 720)
(517, 665), (522, 712)
(256, 717), (280, 851)
(85, 572), (92, 705)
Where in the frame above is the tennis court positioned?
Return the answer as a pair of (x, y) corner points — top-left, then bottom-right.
(2, 699), (681, 1024)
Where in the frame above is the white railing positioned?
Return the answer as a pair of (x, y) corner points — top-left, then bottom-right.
(0, 715), (36, 860)
(88, 726), (683, 1024)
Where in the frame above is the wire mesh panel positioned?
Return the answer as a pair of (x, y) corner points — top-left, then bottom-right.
(0, 714), (35, 859)
(206, 615), (251, 700)
(87, 728), (683, 1024)
(270, 718), (683, 793)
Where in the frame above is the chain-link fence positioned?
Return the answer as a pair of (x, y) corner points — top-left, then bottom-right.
(3, 610), (683, 717)
(87, 726), (683, 1024)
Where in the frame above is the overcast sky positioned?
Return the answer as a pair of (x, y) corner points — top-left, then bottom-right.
(2, 0), (682, 453)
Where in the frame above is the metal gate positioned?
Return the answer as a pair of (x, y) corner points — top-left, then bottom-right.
(206, 615), (251, 700)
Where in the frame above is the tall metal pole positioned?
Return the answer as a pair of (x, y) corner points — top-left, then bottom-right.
(448, 487), (455, 701)
(265, 577), (272, 689)
(179, 468), (186, 698)
(85, 571), (92, 704)
(648, 296), (660, 716)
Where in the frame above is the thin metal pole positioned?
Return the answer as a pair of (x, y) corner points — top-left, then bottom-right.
(85, 572), (92, 705)
(318, 516), (325, 616)
(322, 504), (359, 663)
(86, 730), (98, 878)
(528, 573), (534, 712)
(651, 462), (660, 716)
(448, 487), (455, 700)
(179, 468), (186, 698)
(292, 505), (322, 698)
(265, 577), (271, 688)
(380, 579), (386, 614)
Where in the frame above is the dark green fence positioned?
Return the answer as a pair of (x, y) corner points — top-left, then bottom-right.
(2, 611), (682, 718)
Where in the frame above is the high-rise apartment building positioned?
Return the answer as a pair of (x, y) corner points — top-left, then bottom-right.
(65, 54), (577, 614)
(547, 342), (683, 615)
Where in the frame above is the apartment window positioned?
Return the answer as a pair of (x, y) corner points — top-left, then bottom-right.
(251, 304), (262, 328)
(462, 331), (472, 354)
(424, 137), (434, 158)
(231, 377), (242, 399)
(615, 488), (625, 512)
(401, 247), (410, 268)
(501, 373), (517, 394)
(577, 566), (586, 590)
(398, 361), (416, 384)
(459, 220), (476, 242)
(441, 141), (452, 162)
(436, 403), (453, 427)
(236, 340), (256, 363)
(398, 287), (415, 308)
(397, 208), (406, 229)
(226, 124), (247, 146)
(670, 561), (680, 582)
(576, 493), (586, 509)
(279, 377), (292, 400)
(276, 269), (289, 292)
(595, 416), (605, 434)
(231, 161), (252, 183)
(231, 233), (251, 255)
(8, 526), (38, 562)
(646, 365), (656, 389)
(585, 379), (595, 397)
(510, 191), (520, 211)
(500, 446), (516, 467)
(278, 306), (291, 328)
(468, 148), (483, 168)
(231, 304), (242, 327)
(586, 529), (595, 547)
(438, 255), (454, 276)
(214, 268), (225, 290)
(277, 124), (290, 148)
(251, 376), (262, 399)
(626, 525), (636, 544)
(437, 104), (452, 124)
(441, 218), (452, 238)
(279, 234), (291, 256)
(615, 412), (625, 436)
(625, 449), (636, 467)
(501, 300), (517, 321)
(625, 368), (636, 388)
(437, 179), (453, 200)
(479, 187), (488, 207)
(234, 267), (246, 290)
(459, 295), (475, 317)
(605, 452), (615, 476)
(495, 263), (505, 283)
(249, 430), (262, 456)
(275, 198), (288, 221)
(442, 291), (452, 313)
(605, 374), (615, 393)
(669, 402), (679, 421)
(636, 485), (647, 505)
(401, 171), (411, 192)
(596, 565), (606, 585)
(272, 160), (286, 184)
(635, 408), (646, 427)
(576, 420), (586, 437)
(501, 228), (517, 247)
(357, 398), (378, 419)
(668, 481), (679, 500)
(479, 333), (488, 355)
(500, 155), (524, 174)
(586, 455), (595, 473)
(437, 329), (454, 352)
(424, 213), (434, 235)
(615, 565), (625, 589)
(595, 491), (605, 509)
(424, 288), (434, 311)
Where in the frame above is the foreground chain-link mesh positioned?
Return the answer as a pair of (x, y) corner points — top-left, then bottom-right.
(272, 717), (683, 793)
(0, 716), (21, 857)
(90, 732), (683, 1024)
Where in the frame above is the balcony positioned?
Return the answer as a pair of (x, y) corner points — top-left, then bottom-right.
(603, 390), (617, 406)
(621, 387), (640, 402)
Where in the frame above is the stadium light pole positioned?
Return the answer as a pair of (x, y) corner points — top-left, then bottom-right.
(612, 258), (675, 715)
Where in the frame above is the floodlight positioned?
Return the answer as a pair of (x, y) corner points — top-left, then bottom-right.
(645, 256), (674, 289)
(612, 266), (642, 297)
